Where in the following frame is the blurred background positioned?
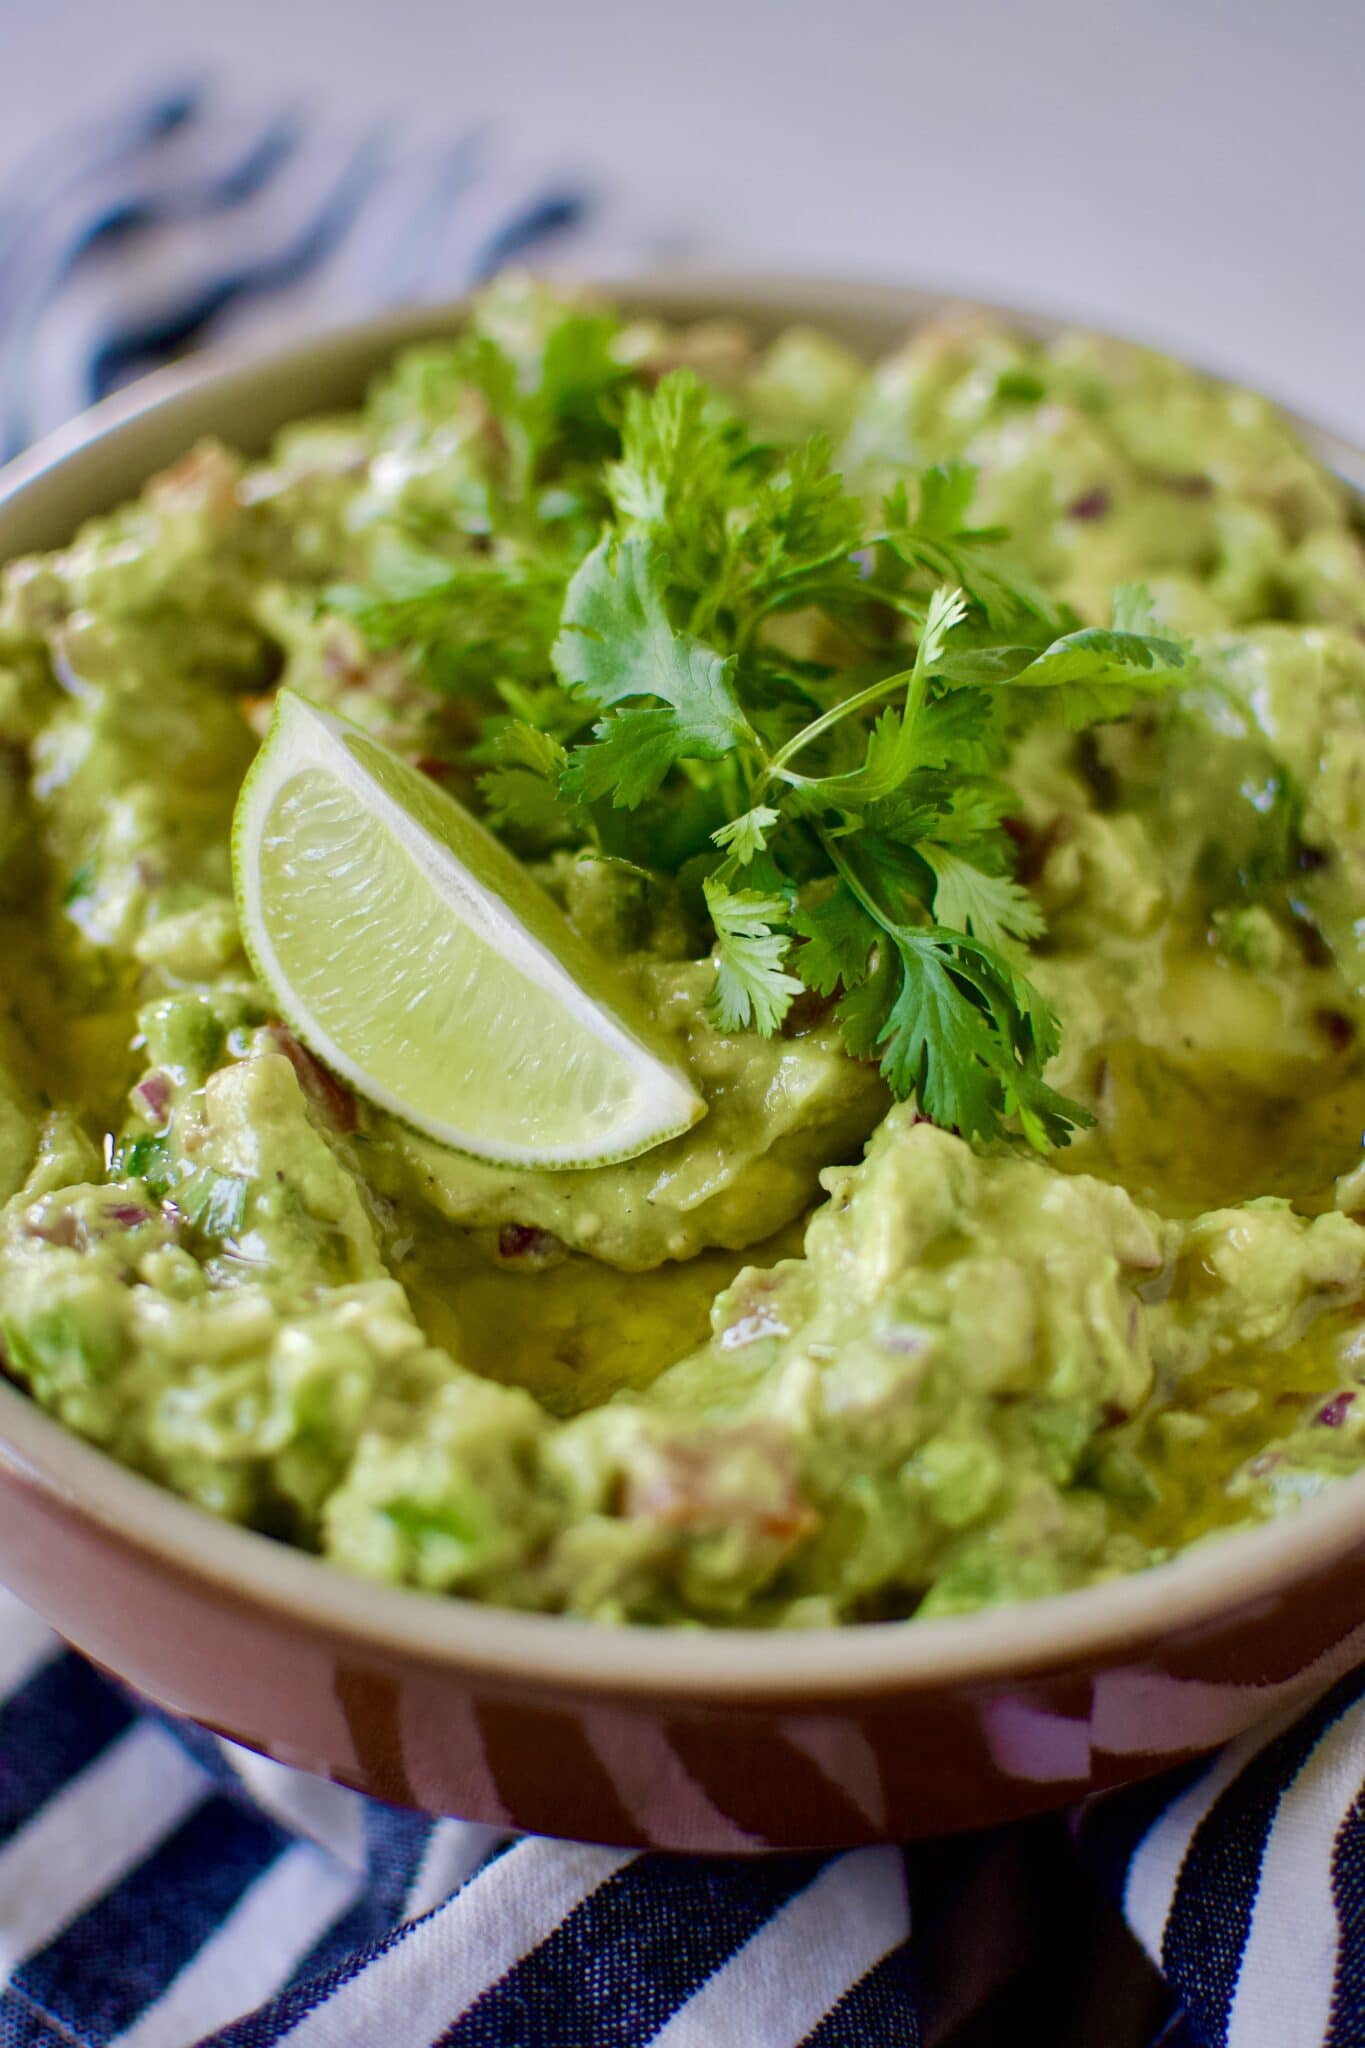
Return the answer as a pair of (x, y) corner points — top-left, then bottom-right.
(2, 0), (1363, 434)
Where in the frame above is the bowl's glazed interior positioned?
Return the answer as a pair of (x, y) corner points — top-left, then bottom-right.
(2, 277), (1365, 1848)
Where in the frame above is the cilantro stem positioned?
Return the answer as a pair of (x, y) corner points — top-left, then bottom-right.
(815, 825), (905, 946)
(760, 667), (914, 790)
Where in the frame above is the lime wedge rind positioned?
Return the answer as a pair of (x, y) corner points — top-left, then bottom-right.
(232, 691), (705, 1170)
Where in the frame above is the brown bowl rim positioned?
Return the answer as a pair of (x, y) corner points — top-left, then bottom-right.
(3, 271), (1365, 1705)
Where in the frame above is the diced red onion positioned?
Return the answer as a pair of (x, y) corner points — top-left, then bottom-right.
(132, 1071), (173, 1124)
(1067, 488), (1110, 521)
(497, 1223), (562, 1264)
(1316, 1392), (1356, 1428)
(107, 1202), (153, 1229)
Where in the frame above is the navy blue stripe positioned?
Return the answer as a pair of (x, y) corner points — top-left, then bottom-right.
(285, 1802), (434, 1985)
(797, 1931), (921, 2047)
(0, 1653), (135, 1848)
(1077, 1754), (1220, 1906)
(140, 1701), (251, 1792)
(1326, 1778), (1365, 2047)
(206, 1909), (406, 2048)
(1163, 1668), (1365, 2046)
(0, 83), (199, 267)
(437, 1852), (830, 2047)
(68, 115), (301, 261)
(469, 190), (588, 282)
(0, 1990), (81, 2046)
(211, 1844), (516, 2048)
(86, 130), (389, 402)
(14, 1791), (286, 2043)
(135, 1718), (435, 1985)
(0, 87), (206, 456)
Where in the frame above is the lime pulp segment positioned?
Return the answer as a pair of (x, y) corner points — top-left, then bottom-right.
(232, 691), (706, 1168)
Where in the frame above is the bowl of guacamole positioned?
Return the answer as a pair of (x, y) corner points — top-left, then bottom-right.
(3, 278), (1365, 1845)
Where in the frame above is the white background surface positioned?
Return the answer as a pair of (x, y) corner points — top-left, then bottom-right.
(2, 0), (1362, 433)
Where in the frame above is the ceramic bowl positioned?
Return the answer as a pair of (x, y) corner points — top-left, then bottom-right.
(2, 279), (1364, 1852)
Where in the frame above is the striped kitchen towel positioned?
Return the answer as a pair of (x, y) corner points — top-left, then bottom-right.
(2, 80), (1365, 2048)
(0, 1587), (923, 2048)
(8, 1579), (1365, 2046)
(0, 80), (655, 460)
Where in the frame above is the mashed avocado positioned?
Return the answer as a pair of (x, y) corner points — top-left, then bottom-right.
(3, 283), (1365, 1625)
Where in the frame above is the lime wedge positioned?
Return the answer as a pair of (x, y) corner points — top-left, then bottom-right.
(232, 691), (705, 1168)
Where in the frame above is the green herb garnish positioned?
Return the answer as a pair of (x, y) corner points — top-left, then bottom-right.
(336, 298), (1191, 1148)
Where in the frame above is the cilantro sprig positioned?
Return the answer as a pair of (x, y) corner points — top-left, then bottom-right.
(335, 300), (1191, 1148)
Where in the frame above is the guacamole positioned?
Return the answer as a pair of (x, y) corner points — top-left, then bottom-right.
(4, 282), (1365, 1626)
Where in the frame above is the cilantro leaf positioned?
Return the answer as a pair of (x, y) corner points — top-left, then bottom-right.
(871, 926), (1083, 1145)
(486, 721), (567, 780)
(1001, 583), (1189, 723)
(879, 464), (1059, 628)
(479, 722), (586, 843)
(479, 766), (580, 840)
(790, 883), (878, 994)
(908, 688), (998, 772)
(532, 309), (630, 455)
(834, 943), (900, 1061)
(607, 370), (745, 540)
(737, 437), (869, 623)
(712, 805), (781, 864)
(554, 535), (755, 808)
(1112, 582), (1161, 635)
(922, 846), (1045, 950)
(703, 882), (803, 1034)
(330, 534), (459, 645)
(562, 707), (686, 808)
(826, 585), (970, 804)
(877, 933), (1007, 1138)
(332, 534), (572, 699)
(916, 461), (979, 534)
(437, 284), (629, 475)
(554, 535), (751, 732)
(607, 380), (870, 640)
